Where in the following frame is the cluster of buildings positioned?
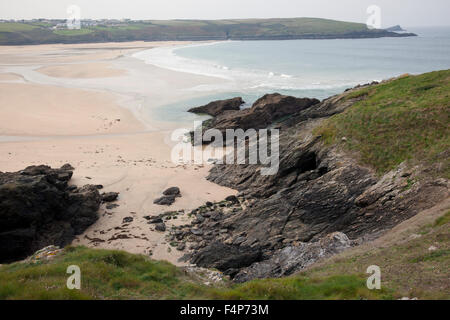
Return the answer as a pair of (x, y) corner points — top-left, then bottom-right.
(0, 18), (135, 30)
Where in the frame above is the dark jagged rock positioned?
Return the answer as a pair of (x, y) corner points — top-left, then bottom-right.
(105, 203), (119, 210)
(154, 195), (177, 206)
(175, 84), (449, 281)
(154, 187), (182, 206)
(101, 192), (119, 202)
(0, 164), (102, 263)
(225, 195), (239, 204)
(189, 242), (262, 275)
(233, 232), (354, 283)
(154, 223), (166, 232)
(188, 97), (244, 116)
(146, 216), (163, 224)
(192, 93), (320, 145)
(163, 187), (181, 196)
(122, 217), (133, 224)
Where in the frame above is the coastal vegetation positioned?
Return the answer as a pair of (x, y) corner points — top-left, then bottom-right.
(0, 246), (391, 300)
(1, 208), (448, 300)
(315, 70), (450, 178)
(0, 18), (416, 45)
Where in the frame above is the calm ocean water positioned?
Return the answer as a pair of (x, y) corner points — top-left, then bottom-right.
(134, 26), (450, 122)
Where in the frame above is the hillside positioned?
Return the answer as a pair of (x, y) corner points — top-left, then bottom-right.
(315, 70), (450, 178)
(0, 206), (447, 300)
(0, 18), (416, 45)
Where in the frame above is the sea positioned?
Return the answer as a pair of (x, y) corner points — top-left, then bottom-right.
(133, 26), (450, 122)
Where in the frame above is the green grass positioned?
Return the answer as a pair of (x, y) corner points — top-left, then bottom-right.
(0, 246), (206, 300)
(0, 17), (403, 45)
(2, 208), (449, 300)
(409, 250), (449, 263)
(299, 210), (450, 300)
(315, 70), (450, 177)
(208, 275), (392, 300)
(434, 211), (450, 227)
(0, 22), (38, 32)
(53, 29), (94, 36)
(0, 246), (391, 300)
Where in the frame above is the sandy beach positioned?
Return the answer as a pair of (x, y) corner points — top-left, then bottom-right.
(0, 41), (236, 265)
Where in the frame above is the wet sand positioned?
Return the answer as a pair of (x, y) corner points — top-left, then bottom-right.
(0, 41), (235, 265)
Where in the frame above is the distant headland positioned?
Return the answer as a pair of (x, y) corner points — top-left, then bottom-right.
(0, 17), (417, 45)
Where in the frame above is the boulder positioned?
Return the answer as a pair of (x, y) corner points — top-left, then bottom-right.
(154, 195), (177, 206)
(188, 97), (244, 116)
(225, 195), (239, 204)
(0, 164), (102, 263)
(190, 242), (262, 275)
(154, 222), (166, 232)
(163, 187), (181, 197)
(122, 217), (133, 224)
(154, 187), (181, 206)
(101, 192), (119, 202)
(146, 216), (163, 224)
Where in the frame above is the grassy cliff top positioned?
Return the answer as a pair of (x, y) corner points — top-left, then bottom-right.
(316, 70), (450, 178)
(0, 17), (414, 45)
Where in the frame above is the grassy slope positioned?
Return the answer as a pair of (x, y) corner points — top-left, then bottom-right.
(1, 210), (448, 300)
(0, 18), (399, 45)
(0, 246), (391, 300)
(299, 210), (450, 300)
(315, 70), (450, 178)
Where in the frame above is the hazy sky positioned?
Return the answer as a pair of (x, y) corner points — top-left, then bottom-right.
(1, 0), (449, 27)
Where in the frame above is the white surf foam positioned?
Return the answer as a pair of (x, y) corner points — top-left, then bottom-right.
(132, 42), (359, 94)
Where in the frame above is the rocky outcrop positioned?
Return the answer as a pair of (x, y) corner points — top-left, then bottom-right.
(0, 164), (102, 263)
(101, 192), (119, 202)
(190, 242), (263, 277)
(385, 25), (406, 32)
(233, 232), (354, 282)
(191, 93), (320, 145)
(175, 85), (449, 281)
(153, 187), (182, 206)
(188, 97), (244, 117)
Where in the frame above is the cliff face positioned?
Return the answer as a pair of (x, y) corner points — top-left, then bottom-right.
(0, 164), (101, 263)
(175, 83), (449, 282)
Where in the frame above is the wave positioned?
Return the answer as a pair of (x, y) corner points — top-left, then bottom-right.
(132, 42), (234, 80)
(132, 42), (360, 94)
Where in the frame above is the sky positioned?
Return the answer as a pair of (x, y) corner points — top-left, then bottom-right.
(1, 0), (449, 27)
